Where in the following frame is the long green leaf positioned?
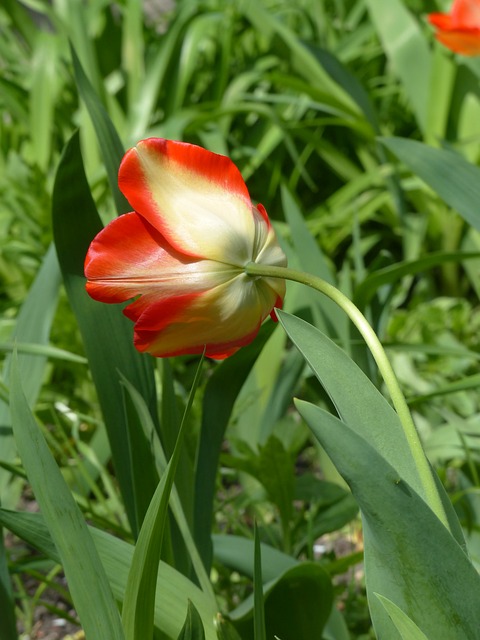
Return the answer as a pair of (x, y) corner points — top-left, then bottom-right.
(119, 374), (215, 600)
(230, 561), (333, 640)
(375, 594), (429, 640)
(71, 44), (129, 215)
(281, 185), (347, 343)
(194, 323), (275, 571)
(354, 250), (480, 308)
(0, 522), (17, 640)
(241, 0), (360, 118)
(0, 244), (61, 640)
(9, 352), (125, 639)
(253, 522), (266, 640)
(0, 244), (61, 497)
(52, 132), (159, 536)
(365, 0), (431, 132)
(276, 310), (465, 546)
(0, 509), (219, 640)
(177, 601), (206, 640)
(381, 137), (480, 232)
(296, 400), (480, 639)
(122, 354), (205, 640)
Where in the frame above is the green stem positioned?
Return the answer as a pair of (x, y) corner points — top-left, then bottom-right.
(245, 262), (449, 530)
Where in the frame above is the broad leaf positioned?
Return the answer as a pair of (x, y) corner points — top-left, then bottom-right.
(296, 400), (480, 639)
(277, 310), (464, 545)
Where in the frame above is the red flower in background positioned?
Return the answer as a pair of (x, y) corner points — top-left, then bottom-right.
(428, 0), (480, 55)
(84, 139), (287, 359)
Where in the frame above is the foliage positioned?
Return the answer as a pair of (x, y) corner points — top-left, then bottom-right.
(1, 0), (480, 638)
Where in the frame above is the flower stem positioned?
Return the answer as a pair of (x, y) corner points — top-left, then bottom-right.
(245, 262), (449, 530)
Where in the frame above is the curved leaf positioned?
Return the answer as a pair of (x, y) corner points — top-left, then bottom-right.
(296, 400), (480, 639)
(381, 137), (480, 232)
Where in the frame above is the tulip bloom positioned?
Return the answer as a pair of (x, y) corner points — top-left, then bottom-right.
(428, 0), (480, 55)
(84, 138), (287, 359)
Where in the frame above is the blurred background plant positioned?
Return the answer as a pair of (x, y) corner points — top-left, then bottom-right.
(1, 0), (480, 638)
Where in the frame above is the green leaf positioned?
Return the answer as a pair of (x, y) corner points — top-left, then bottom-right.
(281, 186), (347, 344)
(253, 522), (266, 640)
(52, 131), (159, 536)
(122, 354), (205, 640)
(9, 352), (125, 640)
(276, 310), (465, 546)
(119, 373), (214, 600)
(177, 601), (206, 640)
(381, 137), (480, 232)
(306, 44), (379, 132)
(194, 324), (275, 571)
(71, 44), (129, 215)
(0, 522), (17, 640)
(230, 562), (333, 640)
(354, 251), (480, 309)
(375, 594), (429, 640)
(0, 244), (61, 497)
(257, 436), (295, 534)
(213, 534), (297, 582)
(241, 0), (360, 118)
(296, 400), (480, 639)
(213, 535), (346, 640)
(365, 0), (431, 132)
(0, 509), (219, 640)
(29, 31), (59, 170)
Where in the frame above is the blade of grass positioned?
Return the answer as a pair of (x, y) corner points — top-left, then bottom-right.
(0, 508), (219, 640)
(365, 0), (431, 133)
(194, 323), (275, 571)
(381, 137), (480, 232)
(0, 522), (17, 640)
(9, 351), (125, 640)
(375, 594), (429, 640)
(71, 44), (129, 215)
(119, 373), (215, 601)
(241, 0), (360, 117)
(0, 244), (61, 498)
(121, 353), (206, 640)
(29, 31), (58, 171)
(253, 522), (266, 640)
(354, 250), (480, 308)
(177, 601), (206, 640)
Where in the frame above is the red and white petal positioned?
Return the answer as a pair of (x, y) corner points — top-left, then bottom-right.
(428, 13), (454, 30)
(118, 138), (257, 265)
(451, 0), (480, 28)
(84, 211), (238, 304)
(128, 273), (281, 359)
(433, 27), (480, 54)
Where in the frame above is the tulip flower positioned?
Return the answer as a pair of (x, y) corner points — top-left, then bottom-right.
(84, 138), (287, 359)
(428, 0), (480, 55)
